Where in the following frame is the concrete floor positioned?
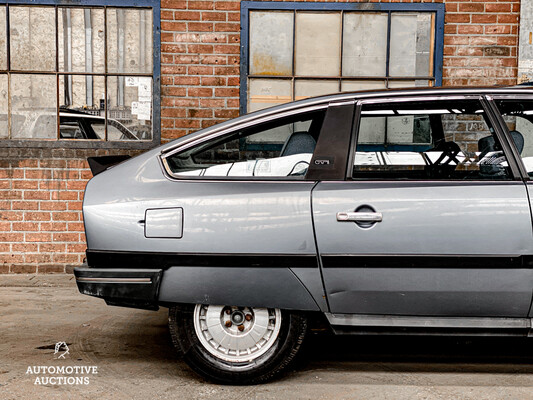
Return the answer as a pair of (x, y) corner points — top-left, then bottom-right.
(1, 274), (533, 400)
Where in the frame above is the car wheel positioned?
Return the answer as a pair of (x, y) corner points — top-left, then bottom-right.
(169, 304), (307, 385)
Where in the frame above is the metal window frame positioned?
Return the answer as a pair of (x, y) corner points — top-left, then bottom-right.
(240, 1), (445, 116)
(1, 0), (160, 149)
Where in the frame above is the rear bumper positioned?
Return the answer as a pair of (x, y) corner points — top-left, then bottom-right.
(73, 267), (163, 310)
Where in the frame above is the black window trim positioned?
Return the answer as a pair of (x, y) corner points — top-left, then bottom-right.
(345, 94), (524, 182)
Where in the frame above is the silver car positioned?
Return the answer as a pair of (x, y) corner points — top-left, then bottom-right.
(75, 87), (533, 384)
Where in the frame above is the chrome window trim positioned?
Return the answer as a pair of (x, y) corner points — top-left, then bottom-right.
(159, 103), (330, 181)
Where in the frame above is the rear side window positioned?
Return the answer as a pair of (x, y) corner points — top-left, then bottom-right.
(352, 99), (512, 180)
(164, 110), (326, 178)
(496, 99), (533, 177)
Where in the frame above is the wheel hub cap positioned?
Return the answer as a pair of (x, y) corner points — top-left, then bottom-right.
(193, 305), (282, 363)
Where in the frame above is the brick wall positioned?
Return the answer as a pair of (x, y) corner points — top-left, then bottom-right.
(0, 0), (524, 273)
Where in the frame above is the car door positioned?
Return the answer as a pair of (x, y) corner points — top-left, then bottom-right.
(312, 95), (533, 317)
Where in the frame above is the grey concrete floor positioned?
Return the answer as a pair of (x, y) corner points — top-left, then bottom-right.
(1, 274), (533, 399)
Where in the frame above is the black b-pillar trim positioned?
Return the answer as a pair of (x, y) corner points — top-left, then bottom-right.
(306, 101), (355, 181)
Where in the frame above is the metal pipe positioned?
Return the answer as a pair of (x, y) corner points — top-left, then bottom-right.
(84, 8), (93, 107)
(117, 8), (125, 107)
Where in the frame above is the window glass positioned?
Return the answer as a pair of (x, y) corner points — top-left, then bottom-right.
(497, 99), (533, 176)
(353, 100), (512, 180)
(166, 110), (326, 178)
(0, 4), (156, 143)
(245, 8), (440, 113)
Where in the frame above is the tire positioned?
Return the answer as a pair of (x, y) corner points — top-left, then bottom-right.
(169, 304), (307, 385)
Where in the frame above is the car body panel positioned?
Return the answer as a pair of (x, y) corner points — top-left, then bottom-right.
(76, 86), (533, 333)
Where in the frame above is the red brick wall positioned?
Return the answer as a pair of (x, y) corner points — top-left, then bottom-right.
(0, 0), (523, 273)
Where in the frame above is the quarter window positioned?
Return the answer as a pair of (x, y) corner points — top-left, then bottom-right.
(496, 99), (533, 177)
(164, 110), (326, 179)
(352, 99), (512, 180)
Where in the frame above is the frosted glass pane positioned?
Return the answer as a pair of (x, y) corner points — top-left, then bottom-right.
(295, 80), (338, 100)
(107, 8), (153, 73)
(342, 13), (387, 77)
(248, 78), (292, 112)
(358, 117), (386, 144)
(0, 74), (7, 138)
(388, 80), (416, 88)
(10, 6), (56, 71)
(250, 11), (293, 76)
(342, 80), (386, 92)
(390, 13), (433, 77)
(0, 8), (6, 71)
(11, 74), (57, 139)
(58, 8), (105, 73)
(295, 12), (341, 77)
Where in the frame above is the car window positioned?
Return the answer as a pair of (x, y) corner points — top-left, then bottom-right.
(89, 120), (138, 141)
(165, 110), (326, 178)
(60, 121), (85, 139)
(352, 99), (512, 180)
(496, 99), (533, 177)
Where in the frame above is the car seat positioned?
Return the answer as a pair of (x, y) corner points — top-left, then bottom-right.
(280, 131), (317, 157)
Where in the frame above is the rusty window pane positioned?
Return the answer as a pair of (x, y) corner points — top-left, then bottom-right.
(342, 13), (387, 77)
(295, 79), (338, 100)
(10, 6), (56, 72)
(249, 11), (293, 76)
(295, 12), (341, 77)
(58, 8), (105, 73)
(10, 74), (57, 139)
(248, 78), (292, 112)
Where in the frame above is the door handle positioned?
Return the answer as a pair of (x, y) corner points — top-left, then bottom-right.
(336, 211), (383, 222)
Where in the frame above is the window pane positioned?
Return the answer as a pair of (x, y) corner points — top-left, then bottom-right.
(497, 100), (533, 176)
(295, 79), (338, 100)
(341, 80), (386, 92)
(248, 78), (292, 112)
(11, 74), (57, 139)
(107, 76), (152, 141)
(353, 100), (512, 180)
(250, 11), (293, 76)
(0, 7), (7, 70)
(390, 13), (433, 77)
(58, 8), (105, 73)
(59, 75), (105, 140)
(342, 13), (387, 77)
(0, 74), (7, 138)
(166, 110), (326, 178)
(10, 6), (56, 71)
(295, 12), (340, 77)
(107, 8), (153, 74)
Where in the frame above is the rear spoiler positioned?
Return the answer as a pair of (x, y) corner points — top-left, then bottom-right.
(87, 155), (131, 176)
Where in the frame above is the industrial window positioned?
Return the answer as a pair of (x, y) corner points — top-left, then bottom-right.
(1, 0), (160, 149)
(240, 2), (444, 114)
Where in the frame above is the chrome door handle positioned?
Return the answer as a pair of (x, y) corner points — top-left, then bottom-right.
(336, 212), (383, 222)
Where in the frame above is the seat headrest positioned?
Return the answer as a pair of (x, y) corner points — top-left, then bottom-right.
(281, 131), (316, 157)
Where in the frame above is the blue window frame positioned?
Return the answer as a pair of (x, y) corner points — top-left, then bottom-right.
(240, 1), (445, 116)
(1, 0), (160, 149)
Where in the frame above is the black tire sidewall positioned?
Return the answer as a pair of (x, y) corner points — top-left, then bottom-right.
(169, 305), (307, 385)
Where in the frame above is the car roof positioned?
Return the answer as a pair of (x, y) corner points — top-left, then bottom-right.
(160, 85), (533, 155)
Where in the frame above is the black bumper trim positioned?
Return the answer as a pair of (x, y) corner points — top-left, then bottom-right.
(74, 267), (163, 311)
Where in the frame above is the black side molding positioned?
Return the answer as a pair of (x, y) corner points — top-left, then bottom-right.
(87, 155), (131, 176)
